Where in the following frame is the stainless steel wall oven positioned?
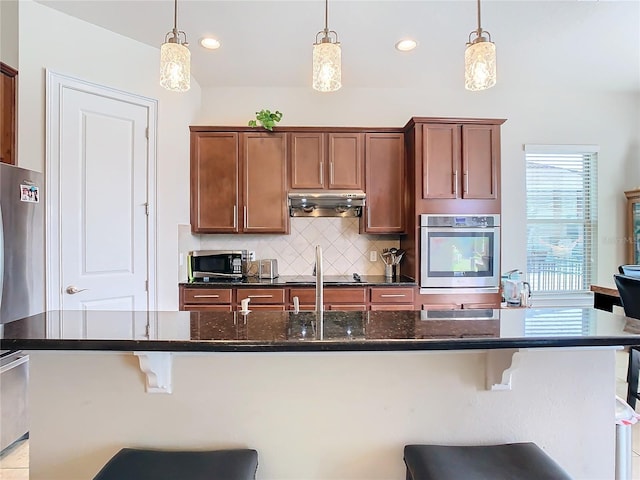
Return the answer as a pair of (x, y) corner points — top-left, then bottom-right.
(420, 214), (500, 290)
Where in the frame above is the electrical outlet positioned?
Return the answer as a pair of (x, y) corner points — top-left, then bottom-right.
(369, 251), (377, 262)
(249, 251), (256, 261)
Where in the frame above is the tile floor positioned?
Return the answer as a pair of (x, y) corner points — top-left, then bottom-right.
(1, 351), (640, 479)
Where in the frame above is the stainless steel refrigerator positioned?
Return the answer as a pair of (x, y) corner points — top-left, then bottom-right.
(0, 163), (45, 451)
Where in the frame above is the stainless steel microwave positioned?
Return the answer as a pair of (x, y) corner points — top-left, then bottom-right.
(187, 250), (248, 281)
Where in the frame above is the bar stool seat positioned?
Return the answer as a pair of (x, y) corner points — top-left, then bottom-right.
(92, 447), (258, 480)
(404, 443), (571, 480)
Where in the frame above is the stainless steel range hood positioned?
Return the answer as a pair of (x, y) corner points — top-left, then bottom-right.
(288, 191), (366, 218)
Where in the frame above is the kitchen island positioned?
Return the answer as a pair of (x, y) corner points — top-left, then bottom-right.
(1, 307), (635, 479)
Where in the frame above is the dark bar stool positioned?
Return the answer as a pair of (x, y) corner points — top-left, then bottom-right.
(92, 448), (258, 480)
(404, 443), (571, 480)
(614, 274), (640, 409)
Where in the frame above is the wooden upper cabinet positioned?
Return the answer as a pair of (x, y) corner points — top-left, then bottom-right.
(461, 124), (499, 199)
(328, 133), (363, 189)
(0, 63), (18, 165)
(289, 132), (363, 190)
(241, 132), (289, 234)
(190, 132), (240, 233)
(421, 123), (498, 200)
(362, 133), (406, 234)
(289, 133), (324, 189)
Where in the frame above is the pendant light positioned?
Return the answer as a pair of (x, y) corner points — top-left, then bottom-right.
(160, 0), (190, 92)
(464, 0), (496, 91)
(312, 0), (341, 92)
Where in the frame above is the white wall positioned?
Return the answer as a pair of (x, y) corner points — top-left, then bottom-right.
(17, 0), (201, 310)
(28, 349), (616, 479)
(197, 85), (640, 287)
(0, 0), (18, 68)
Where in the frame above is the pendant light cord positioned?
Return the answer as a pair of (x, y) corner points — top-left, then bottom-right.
(173, 0), (178, 32)
(476, 0), (482, 34)
(324, 0), (329, 34)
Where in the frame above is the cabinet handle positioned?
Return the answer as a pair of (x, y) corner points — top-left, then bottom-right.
(380, 294), (406, 298)
(453, 170), (458, 196)
(233, 205), (237, 229)
(319, 161), (324, 185)
(330, 162), (334, 184)
(194, 294), (220, 298)
(248, 294), (273, 298)
(367, 204), (371, 229)
(463, 171), (469, 194)
(244, 206), (247, 228)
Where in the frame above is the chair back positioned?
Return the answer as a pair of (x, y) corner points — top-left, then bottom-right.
(618, 265), (640, 278)
(614, 274), (640, 319)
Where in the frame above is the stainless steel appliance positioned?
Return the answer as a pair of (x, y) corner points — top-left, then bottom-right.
(0, 164), (45, 451)
(258, 259), (279, 279)
(288, 191), (366, 217)
(420, 214), (500, 290)
(187, 250), (248, 281)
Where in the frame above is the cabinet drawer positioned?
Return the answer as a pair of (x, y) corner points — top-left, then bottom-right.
(327, 304), (367, 311)
(183, 288), (232, 305)
(237, 288), (285, 304)
(370, 287), (415, 304)
(290, 288), (366, 304)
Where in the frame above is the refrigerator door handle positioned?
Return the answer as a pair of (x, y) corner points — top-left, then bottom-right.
(0, 203), (4, 311)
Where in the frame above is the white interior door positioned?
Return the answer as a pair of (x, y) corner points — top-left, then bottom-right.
(47, 72), (156, 312)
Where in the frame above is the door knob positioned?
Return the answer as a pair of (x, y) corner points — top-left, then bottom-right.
(65, 285), (88, 295)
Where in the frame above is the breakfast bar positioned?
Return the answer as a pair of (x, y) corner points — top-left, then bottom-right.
(2, 307), (637, 479)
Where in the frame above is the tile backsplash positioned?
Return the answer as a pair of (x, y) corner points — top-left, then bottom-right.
(178, 218), (400, 281)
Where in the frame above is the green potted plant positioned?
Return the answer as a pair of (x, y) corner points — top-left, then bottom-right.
(248, 109), (283, 131)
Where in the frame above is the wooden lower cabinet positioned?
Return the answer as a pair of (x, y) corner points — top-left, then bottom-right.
(236, 288), (286, 311)
(289, 287), (367, 310)
(370, 287), (415, 311)
(180, 286), (233, 311)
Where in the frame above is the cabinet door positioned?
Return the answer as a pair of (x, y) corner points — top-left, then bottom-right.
(190, 132), (239, 232)
(0, 63), (17, 165)
(290, 133), (325, 189)
(461, 124), (498, 199)
(362, 133), (406, 233)
(422, 124), (459, 199)
(242, 132), (289, 233)
(327, 133), (363, 189)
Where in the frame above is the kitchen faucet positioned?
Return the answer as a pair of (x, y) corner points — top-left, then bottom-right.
(315, 245), (323, 312)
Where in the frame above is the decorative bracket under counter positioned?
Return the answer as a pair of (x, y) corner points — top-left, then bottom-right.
(134, 352), (173, 394)
(485, 349), (521, 391)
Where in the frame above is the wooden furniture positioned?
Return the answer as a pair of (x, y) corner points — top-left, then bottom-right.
(190, 126), (406, 235)
(625, 189), (640, 264)
(399, 117), (505, 300)
(190, 129), (289, 234)
(361, 133), (406, 234)
(236, 288), (286, 311)
(289, 287), (368, 311)
(369, 287), (414, 311)
(590, 284), (622, 312)
(289, 132), (363, 190)
(180, 285), (419, 311)
(0, 62), (17, 165)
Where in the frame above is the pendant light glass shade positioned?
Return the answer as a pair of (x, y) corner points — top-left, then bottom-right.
(312, 0), (341, 92)
(313, 42), (341, 92)
(160, 0), (190, 92)
(464, 40), (496, 91)
(464, 0), (496, 91)
(160, 42), (191, 92)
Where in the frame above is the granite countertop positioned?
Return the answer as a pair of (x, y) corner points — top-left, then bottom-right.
(180, 275), (417, 287)
(1, 308), (639, 353)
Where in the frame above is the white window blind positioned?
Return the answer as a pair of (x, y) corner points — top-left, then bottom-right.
(525, 146), (598, 293)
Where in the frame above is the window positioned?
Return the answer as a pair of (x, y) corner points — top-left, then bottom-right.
(525, 145), (598, 294)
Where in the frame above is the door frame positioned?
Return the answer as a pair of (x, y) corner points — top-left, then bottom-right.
(45, 70), (158, 310)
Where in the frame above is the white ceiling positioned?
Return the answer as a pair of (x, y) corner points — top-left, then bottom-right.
(32, 0), (640, 92)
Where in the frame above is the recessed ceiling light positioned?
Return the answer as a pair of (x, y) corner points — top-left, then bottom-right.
(395, 39), (417, 52)
(200, 38), (221, 50)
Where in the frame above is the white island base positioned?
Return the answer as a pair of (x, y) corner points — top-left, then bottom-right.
(28, 348), (616, 479)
